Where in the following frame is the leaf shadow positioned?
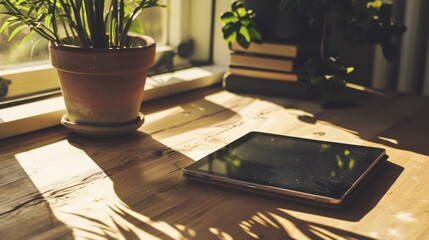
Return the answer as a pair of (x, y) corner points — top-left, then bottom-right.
(233, 87), (429, 156)
(68, 132), (402, 239)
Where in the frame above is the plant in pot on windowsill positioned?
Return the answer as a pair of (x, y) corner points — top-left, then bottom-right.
(0, 0), (163, 137)
(222, 0), (406, 108)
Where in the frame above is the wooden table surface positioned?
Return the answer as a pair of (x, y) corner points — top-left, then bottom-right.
(1, 86), (429, 240)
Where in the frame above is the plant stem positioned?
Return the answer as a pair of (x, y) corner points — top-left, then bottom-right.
(69, 0), (90, 47)
(320, 12), (328, 61)
(112, 0), (119, 46)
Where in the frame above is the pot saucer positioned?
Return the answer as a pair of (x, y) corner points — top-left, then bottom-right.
(61, 113), (145, 137)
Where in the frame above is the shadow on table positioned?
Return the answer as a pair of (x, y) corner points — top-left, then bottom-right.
(141, 97), (243, 136)
(234, 87), (429, 157)
(69, 132), (403, 239)
(0, 133), (72, 240)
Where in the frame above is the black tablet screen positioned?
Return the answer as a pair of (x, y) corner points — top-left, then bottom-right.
(188, 132), (385, 200)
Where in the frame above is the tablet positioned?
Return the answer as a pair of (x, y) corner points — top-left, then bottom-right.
(183, 131), (387, 206)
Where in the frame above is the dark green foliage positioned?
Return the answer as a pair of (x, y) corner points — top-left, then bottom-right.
(221, 1), (262, 49)
(0, 0), (164, 48)
(298, 57), (354, 101)
(278, 0), (406, 100)
(366, 3), (407, 61)
(279, 0), (406, 59)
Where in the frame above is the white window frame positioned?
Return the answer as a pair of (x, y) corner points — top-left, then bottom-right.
(0, 0), (231, 140)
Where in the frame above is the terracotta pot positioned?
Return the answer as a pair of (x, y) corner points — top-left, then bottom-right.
(50, 35), (155, 136)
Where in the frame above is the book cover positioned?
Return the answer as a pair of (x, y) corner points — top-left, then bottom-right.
(228, 66), (299, 82)
(223, 73), (316, 99)
(230, 53), (295, 72)
(230, 41), (318, 58)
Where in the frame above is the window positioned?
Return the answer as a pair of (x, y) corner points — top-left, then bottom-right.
(0, 0), (227, 139)
(0, 0), (168, 104)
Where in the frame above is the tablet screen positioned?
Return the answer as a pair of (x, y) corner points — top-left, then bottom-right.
(184, 132), (386, 201)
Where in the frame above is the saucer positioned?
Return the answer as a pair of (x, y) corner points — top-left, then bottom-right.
(61, 113), (145, 137)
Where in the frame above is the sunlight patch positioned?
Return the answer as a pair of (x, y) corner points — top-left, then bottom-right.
(394, 212), (417, 222)
(15, 140), (189, 240)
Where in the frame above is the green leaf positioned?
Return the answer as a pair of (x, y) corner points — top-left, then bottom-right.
(367, 0), (383, 9)
(236, 33), (250, 49)
(20, 30), (35, 45)
(128, 19), (144, 34)
(110, 18), (118, 46)
(226, 31), (237, 43)
(44, 14), (52, 27)
(220, 12), (236, 24)
(236, 7), (247, 18)
(248, 26), (262, 42)
(0, 20), (12, 34)
(232, 1), (245, 14)
(8, 24), (28, 41)
(239, 26), (250, 42)
(222, 23), (236, 41)
(325, 74), (334, 80)
(240, 18), (253, 26)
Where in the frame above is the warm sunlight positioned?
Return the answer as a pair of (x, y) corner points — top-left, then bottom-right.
(394, 212), (417, 222)
(14, 140), (192, 240)
(378, 136), (399, 145)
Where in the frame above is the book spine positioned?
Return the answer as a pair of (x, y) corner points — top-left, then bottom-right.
(223, 73), (315, 99)
(230, 42), (319, 58)
(230, 42), (297, 58)
(228, 67), (299, 82)
(230, 53), (295, 72)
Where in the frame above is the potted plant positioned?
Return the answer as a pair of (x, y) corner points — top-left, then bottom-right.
(0, 0), (163, 136)
(221, 0), (406, 106)
(281, 0), (406, 106)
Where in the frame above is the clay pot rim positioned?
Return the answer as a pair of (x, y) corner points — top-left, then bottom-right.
(49, 35), (155, 53)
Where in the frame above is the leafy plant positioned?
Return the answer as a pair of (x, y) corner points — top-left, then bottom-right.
(220, 1), (262, 49)
(365, 2), (407, 61)
(297, 57), (354, 101)
(279, 0), (406, 100)
(0, 0), (163, 48)
(222, 0), (406, 102)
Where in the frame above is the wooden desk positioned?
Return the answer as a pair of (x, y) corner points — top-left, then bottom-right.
(1, 86), (429, 239)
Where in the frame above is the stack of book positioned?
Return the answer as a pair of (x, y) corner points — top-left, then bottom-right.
(223, 41), (318, 98)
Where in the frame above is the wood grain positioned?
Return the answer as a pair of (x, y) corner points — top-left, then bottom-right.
(1, 87), (429, 239)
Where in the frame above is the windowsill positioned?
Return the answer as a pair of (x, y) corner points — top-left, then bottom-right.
(0, 65), (226, 140)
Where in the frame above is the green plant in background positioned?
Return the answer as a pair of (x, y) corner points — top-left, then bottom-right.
(222, 0), (406, 102)
(0, 0), (163, 48)
(281, 0), (406, 101)
(220, 1), (262, 49)
(297, 57), (354, 101)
